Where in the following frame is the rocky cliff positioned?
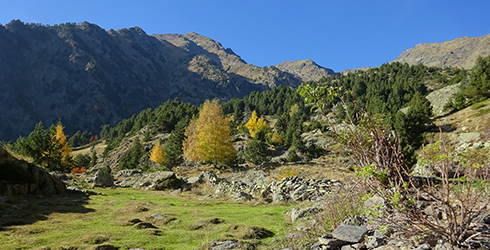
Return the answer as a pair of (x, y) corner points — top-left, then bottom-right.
(0, 147), (65, 195)
(0, 21), (335, 141)
(394, 33), (490, 69)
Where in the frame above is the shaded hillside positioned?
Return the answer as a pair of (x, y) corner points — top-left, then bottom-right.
(394, 33), (490, 69)
(0, 20), (334, 141)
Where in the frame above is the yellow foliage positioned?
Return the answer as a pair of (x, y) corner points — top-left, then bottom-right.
(53, 123), (71, 159)
(183, 99), (236, 164)
(245, 110), (269, 137)
(271, 131), (283, 145)
(289, 104), (300, 117)
(150, 141), (165, 164)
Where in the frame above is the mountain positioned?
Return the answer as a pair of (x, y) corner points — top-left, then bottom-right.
(0, 20), (335, 141)
(394, 33), (490, 69)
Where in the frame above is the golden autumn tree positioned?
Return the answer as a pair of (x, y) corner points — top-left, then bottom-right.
(53, 122), (72, 167)
(271, 131), (283, 145)
(183, 118), (200, 162)
(150, 141), (165, 164)
(245, 110), (269, 137)
(183, 99), (236, 164)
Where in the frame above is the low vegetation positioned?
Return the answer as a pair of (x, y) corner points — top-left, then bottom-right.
(0, 188), (293, 249)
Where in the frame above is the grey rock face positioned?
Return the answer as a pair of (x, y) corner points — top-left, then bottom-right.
(332, 224), (368, 243)
(0, 148), (65, 195)
(394, 33), (490, 69)
(114, 170), (182, 190)
(209, 240), (241, 250)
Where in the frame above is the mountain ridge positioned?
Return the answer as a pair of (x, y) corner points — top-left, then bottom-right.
(0, 21), (335, 141)
(394, 33), (490, 69)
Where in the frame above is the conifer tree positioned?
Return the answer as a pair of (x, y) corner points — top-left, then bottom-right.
(163, 119), (187, 169)
(150, 141), (165, 164)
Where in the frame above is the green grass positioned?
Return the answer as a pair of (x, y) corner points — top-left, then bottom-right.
(470, 98), (490, 110)
(471, 107), (490, 117)
(0, 188), (293, 250)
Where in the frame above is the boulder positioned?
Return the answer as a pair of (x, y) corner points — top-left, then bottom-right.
(332, 224), (368, 243)
(232, 191), (253, 201)
(0, 148), (65, 195)
(209, 241), (241, 250)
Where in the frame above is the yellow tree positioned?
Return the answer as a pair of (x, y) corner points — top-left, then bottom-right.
(245, 110), (268, 137)
(53, 123), (72, 163)
(271, 131), (283, 145)
(184, 99), (236, 164)
(150, 141), (165, 164)
(183, 118), (200, 162)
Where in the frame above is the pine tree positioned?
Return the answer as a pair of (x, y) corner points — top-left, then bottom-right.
(245, 110), (269, 137)
(183, 99), (236, 164)
(150, 141), (165, 164)
(245, 130), (269, 164)
(163, 119), (187, 169)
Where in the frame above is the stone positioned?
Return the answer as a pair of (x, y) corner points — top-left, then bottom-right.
(364, 195), (385, 210)
(458, 132), (481, 144)
(199, 170), (218, 184)
(171, 188), (182, 195)
(209, 240), (241, 250)
(291, 183), (308, 201)
(232, 191), (253, 201)
(272, 192), (286, 203)
(150, 214), (165, 220)
(318, 236), (347, 247)
(291, 207), (317, 222)
(373, 246), (401, 250)
(366, 236), (385, 249)
(341, 245), (357, 250)
(93, 170), (114, 187)
(434, 241), (458, 250)
(332, 224), (368, 243)
(414, 243), (430, 250)
(187, 176), (202, 185)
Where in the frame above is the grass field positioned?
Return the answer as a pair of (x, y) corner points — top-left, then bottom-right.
(0, 188), (294, 250)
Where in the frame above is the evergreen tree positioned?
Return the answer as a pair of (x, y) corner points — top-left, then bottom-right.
(118, 139), (145, 170)
(14, 122), (66, 171)
(245, 130), (269, 164)
(162, 119), (187, 169)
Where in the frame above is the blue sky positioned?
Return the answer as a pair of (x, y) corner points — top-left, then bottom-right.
(1, 1), (489, 72)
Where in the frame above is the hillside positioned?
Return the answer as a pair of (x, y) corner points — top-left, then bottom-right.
(0, 20), (335, 141)
(394, 33), (490, 69)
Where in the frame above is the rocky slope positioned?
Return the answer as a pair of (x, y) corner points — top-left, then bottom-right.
(0, 21), (335, 141)
(394, 33), (490, 69)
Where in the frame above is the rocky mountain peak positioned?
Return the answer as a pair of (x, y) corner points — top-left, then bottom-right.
(276, 59), (337, 82)
(394, 33), (490, 69)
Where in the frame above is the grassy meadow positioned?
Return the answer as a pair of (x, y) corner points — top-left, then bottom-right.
(0, 188), (294, 250)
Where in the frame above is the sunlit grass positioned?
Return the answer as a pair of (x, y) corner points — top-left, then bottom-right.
(0, 188), (293, 249)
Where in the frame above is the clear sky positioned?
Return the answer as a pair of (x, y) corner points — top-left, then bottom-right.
(1, 0), (489, 72)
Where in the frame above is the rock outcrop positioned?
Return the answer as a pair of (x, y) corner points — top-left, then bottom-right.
(394, 33), (490, 69)
(0, 147), (65, 195)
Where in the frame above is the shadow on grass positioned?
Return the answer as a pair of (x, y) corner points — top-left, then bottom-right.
(0, 190), (95, 231)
